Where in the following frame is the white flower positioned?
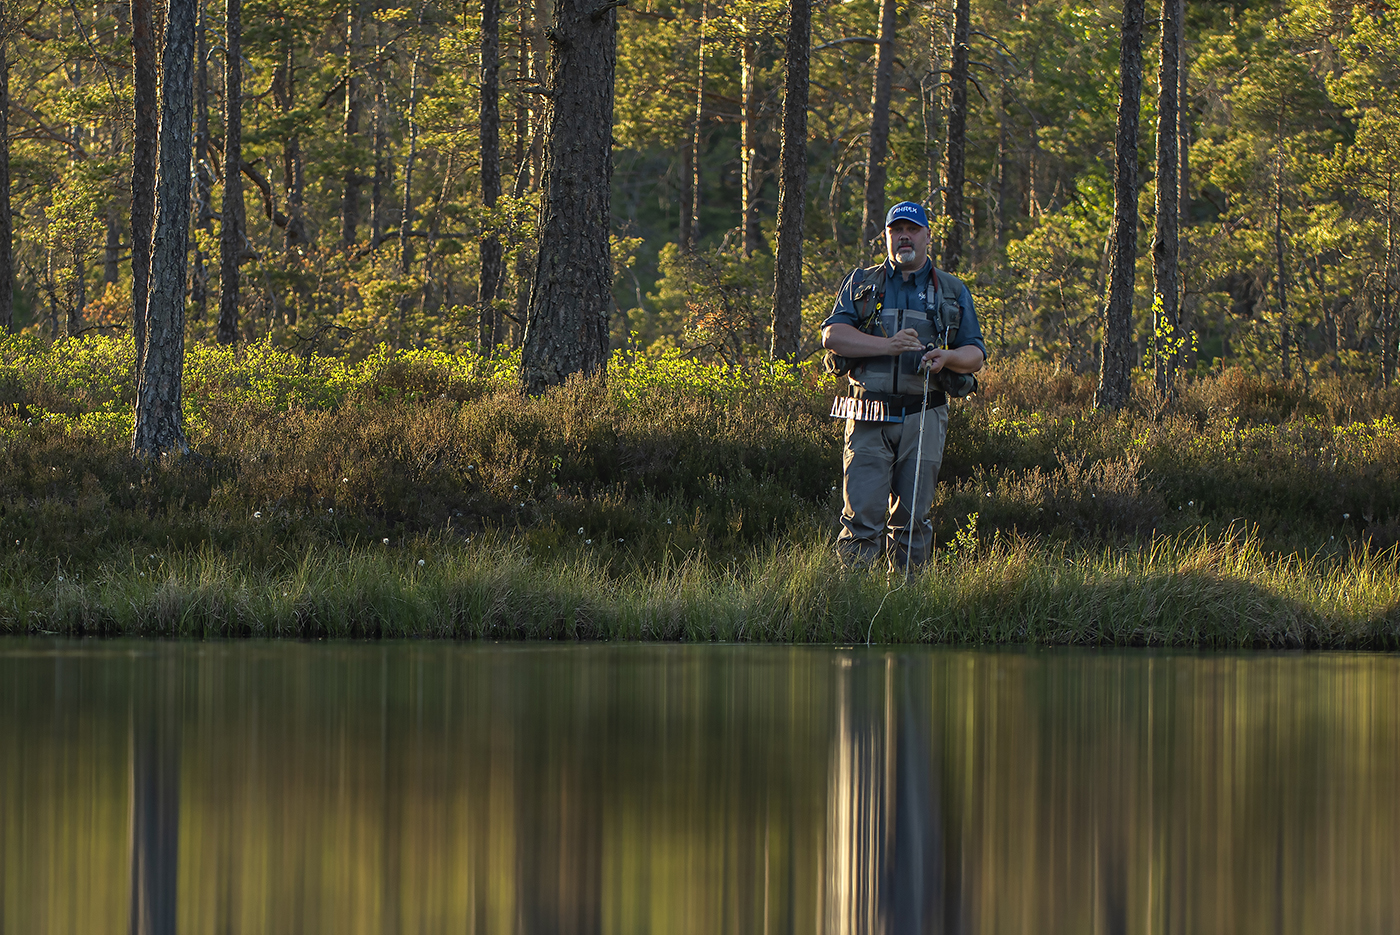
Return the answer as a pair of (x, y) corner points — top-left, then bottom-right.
(1188, 500), (1194, 506)
(328, 508), (334, 514)
(417, 559), (425, 567)
(666, 519), (672, 525)
(513, 485), (519, 490)
(342, 477), (348, 483)
(584, 539), (593, 545)
(253, 511), (262, 519)
(382, 538), (390, 545)
(1343, 513), (1350, 520)
(617, 538), (624, 543)
(57, 576), (63, 582)
(578, 528), (585, 535)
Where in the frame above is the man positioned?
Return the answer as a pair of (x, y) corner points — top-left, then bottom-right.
(821, 201), (986, 570)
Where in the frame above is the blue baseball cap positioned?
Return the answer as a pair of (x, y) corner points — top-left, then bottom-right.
(885, 201), (929, 228)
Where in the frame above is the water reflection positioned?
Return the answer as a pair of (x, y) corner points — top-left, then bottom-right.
(1, 641), (1398, 934)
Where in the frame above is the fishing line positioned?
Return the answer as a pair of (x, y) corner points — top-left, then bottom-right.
(867, 360), (932, 645)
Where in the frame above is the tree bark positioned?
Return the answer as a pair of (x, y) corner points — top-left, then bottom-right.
(1094, 0), (1144, 412)
(132, 0), (158, 366)
(479, 0), (502, 351)
(1152, 0), (1179, 401)
(680, 131), (694, 251)
(191, 0), (211, 321)
(340, 0), (364, 248)
(133, 0), (196, 457)
(861, 0), (898, 252)
(274, 30), (307, 252)
(690, 0), (708, 250)
(941, 0), (968, 271)
(1275, 148), (1290, 380)
(740, 29), (760, 256)
(924, 3), (943, 210)
(0, 24), (11, 332)
(397, 43), (423, 346)
(218, 0), (243, 345)
(769, 0), (809, 361)
(519, 0), (616, 394)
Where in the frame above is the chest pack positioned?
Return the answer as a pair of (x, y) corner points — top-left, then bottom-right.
(836, 263), (967, 398)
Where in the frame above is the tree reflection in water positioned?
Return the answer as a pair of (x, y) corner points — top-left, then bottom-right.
(3, 641), (1400, 935)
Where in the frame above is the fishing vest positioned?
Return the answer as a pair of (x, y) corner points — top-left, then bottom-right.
(844, 263), (967, 398)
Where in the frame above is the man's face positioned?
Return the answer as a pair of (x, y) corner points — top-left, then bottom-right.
(885, 219), (931, 270)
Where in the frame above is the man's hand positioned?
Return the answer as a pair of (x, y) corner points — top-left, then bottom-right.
(921, 344), (986, 374)
(885, 327), (925, 356)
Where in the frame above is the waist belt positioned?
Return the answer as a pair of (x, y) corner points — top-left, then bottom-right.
(830, 387), (946, 422)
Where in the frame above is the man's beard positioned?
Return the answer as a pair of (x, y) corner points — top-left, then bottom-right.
(895, 245), (917, 264)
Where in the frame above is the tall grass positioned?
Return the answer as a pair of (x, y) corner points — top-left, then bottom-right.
(1, 335), (1397, 644)
(9, 530), (1397, 647)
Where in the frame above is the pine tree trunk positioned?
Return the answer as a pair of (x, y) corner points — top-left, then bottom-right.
(133, 0), (196, 458)
(690, 0), (708, 249)
(479, 0), (502, 351)
(519, 0), (617, 394)
(0, 26), (11, 333)
(680, 132), (694, 251)
(924, 3), (942, 210)
(1275, 151), (1290, 380)
(769, 0), (809, 362)
(191, 0), (211, 321)
(861, 0), (897, 251)
(1152, 0), (1179, 402)
(941, 0), (968, 271)
(1094, 0), (1144, 412)
(340, 0), (364, 248)
(131, 0), (158, 366)
(397, 45), (423, 347)
(218, 0), (243, 345)
(275, 32), (307, 253)
(740, 32), (760, 256)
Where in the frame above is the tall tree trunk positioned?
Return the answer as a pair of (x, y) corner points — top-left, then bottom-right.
(924, 3), (943, 210)
(1152, 0), (1179, 401)
(218, 0), (243, 345)
(680, 130), (694, 251)
(769, 0), (809, 361)
(690, 0), (708, 249)
(191, 0), (211, 321)
(275, 31), (307, 253)
(1384, 175), (1396, 386)
(740, 27), (760, 256)
(370, 32), (390, 250)
(1175, 0), (1190, 369)
(133, 0), (196, 457)
(519, 0), (616, 394)
(1274, 148), (1290, 380)
(0, 24), (11, 333)
(397, 44), (423, 347)
(479, 0), (502, 351)
(1094, 0), (1144, 412)
(340, 0), (364, 248)
(994, 56), (1008, 258)
(941, 0), (968, 271)
(861, 0), (897, 252)
(132, 0), (158, 365)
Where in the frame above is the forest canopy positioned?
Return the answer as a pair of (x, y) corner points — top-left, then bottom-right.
(2, 0), (1397, 386)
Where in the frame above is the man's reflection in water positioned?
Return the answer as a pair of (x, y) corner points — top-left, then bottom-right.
(826, 653), (957, 935)
(127, 653), (182, 935)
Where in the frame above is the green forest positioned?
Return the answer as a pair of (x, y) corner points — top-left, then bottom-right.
(1, 0), (1396, 381)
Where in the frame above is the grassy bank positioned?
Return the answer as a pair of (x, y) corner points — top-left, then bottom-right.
(12, 533), (1399, 648)
(1, 335), (1398, 644)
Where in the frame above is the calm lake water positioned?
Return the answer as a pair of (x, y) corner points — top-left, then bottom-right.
(2, 639), (1397, 935)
